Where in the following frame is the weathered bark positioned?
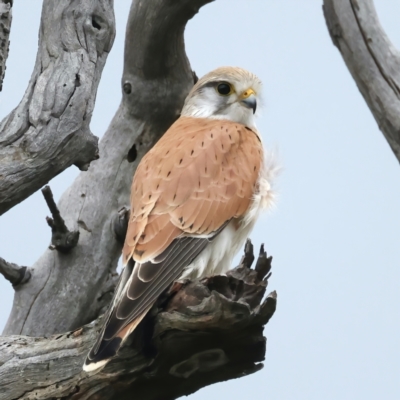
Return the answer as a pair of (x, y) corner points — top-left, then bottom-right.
(0, 0), (116, 215)
(0, 0), (12, 91)
(323, 0), (400, 163)
(0, 245), (276, 400)
(3, 0), (213, 336)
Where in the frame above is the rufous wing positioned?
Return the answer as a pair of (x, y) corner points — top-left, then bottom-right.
(123, 116), (263, 264)
(83, 117), (263, 372)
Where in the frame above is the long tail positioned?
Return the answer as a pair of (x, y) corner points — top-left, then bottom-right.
(83, 234), (212, 372)
(83, 260), (152, 372)
(83, 308), (151, 372)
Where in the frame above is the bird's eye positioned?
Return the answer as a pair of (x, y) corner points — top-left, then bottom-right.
(216, 82), (232, 96)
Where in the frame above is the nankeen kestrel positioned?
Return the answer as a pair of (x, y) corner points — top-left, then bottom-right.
(83, 66), (277, 371)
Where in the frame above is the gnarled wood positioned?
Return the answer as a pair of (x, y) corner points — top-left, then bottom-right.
(3, 0), (214, 337)
(323, 0), (400, 163)
(0, 245), (276, 400)
(0, 0), (116, 215)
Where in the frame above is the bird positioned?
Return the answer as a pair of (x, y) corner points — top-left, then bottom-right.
(83, 66), (277, 372)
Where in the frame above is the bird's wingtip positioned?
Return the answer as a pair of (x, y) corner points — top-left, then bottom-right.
(82, 358), (108, 373)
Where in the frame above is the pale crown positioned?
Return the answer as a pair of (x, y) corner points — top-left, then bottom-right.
(181, 66), (262, 130)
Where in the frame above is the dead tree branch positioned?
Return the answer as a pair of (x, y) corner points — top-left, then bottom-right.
(0, 0), (116, 215)
(0, 0), (12, 91)
(42, 185), (80, 252)
(323, 0), (400, 163)
(0, 257), (31, 287)
(0, 244), (276, 400)
(3, 0), (213, 337)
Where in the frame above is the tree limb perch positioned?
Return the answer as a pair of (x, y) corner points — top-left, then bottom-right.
(0, 243), (276, 400)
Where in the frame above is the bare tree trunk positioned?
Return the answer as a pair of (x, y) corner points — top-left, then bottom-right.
(0, 0), (12, 91)
(323, 0), (400, 163)
(0, 244), (277, 400)
(0, 0), (115, 215)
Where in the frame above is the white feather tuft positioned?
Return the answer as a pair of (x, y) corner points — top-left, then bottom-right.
(244, 147), (281, 225)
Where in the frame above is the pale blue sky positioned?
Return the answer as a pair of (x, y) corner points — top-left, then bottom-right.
(1, 1), (399, 399)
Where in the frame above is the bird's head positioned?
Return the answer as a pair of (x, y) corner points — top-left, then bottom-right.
(181, 66), (262, 129)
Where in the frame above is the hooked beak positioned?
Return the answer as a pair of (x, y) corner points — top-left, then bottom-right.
(239, 88), (257, 114)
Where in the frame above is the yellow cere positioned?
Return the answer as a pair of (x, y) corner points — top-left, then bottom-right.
(241, 88), (256, 99)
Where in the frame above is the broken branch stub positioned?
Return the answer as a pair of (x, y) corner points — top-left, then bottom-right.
(42, 185), (80, 252)
(0, 0), (116, 215)
(0, 257), (31, 287)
